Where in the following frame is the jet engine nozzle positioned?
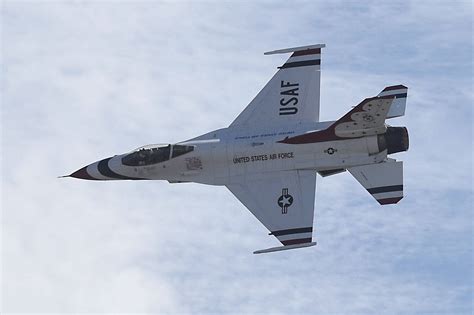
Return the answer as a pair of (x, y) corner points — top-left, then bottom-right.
(377, 126), (409, 154)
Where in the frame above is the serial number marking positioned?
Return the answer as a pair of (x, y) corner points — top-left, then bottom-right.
(233, 152), (294, 164)
(280, 81), (299, 116)
(234, 131), (295, 140)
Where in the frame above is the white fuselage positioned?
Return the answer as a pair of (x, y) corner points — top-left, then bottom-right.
(87, 121), (387, 185)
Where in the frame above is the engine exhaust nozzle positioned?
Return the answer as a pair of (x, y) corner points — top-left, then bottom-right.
(378, 127), (409, 154)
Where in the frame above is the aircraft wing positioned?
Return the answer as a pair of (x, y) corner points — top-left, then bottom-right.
(226, 170), (317, 253)
(229, 44), (325, 128)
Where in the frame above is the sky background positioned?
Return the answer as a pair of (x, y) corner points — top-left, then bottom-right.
(1, 1), (472, 314)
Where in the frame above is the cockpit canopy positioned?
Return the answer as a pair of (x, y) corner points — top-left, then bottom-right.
(122, 144), (194, 167)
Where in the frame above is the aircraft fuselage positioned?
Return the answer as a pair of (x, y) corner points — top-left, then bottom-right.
(70, 120), (390, 185)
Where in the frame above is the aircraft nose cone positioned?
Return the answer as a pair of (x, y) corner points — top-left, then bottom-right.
(70, 166), (98, 180)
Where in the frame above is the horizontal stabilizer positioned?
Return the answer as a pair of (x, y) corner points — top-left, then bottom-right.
(378, 85), (408, 118)
(348, 161), (404, 205)
(254, 242), (316, 254)
(318, 168), (346, 177)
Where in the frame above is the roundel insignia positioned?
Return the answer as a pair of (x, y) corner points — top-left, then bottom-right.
(277, 188), (293, 214)
(324, 147), (337, 155)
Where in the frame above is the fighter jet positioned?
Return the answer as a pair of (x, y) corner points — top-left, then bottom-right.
(66, 44), (409, 254)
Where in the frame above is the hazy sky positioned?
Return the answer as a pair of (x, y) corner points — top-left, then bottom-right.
(1, 1), (472, 314)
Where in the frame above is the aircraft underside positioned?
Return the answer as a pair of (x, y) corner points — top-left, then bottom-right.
(65, 44), (409, 254)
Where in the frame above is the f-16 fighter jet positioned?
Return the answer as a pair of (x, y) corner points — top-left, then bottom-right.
(66, 44), (409, 254)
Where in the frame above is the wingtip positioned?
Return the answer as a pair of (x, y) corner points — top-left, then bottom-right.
(58, 175), (71, 178)
(382, 84), (408, 92)
(253, 242), (317, 254)
(264, 44), (326, 55)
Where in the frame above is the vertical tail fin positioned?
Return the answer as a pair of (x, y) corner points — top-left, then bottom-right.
(279, 85), (408, 144)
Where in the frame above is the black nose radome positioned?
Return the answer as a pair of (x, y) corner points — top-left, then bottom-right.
(69, 166), (98, 180)
(380, 126), (409, 154)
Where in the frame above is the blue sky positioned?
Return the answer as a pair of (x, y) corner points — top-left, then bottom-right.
(1, 1), (472, 314)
